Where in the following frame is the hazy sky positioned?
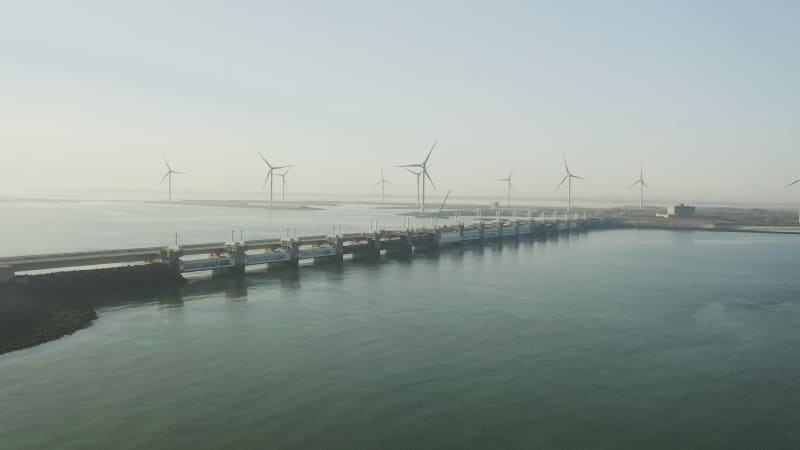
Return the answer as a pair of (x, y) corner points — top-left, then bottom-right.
(1, 0), (798, 204)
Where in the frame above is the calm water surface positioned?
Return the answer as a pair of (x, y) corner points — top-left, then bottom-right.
(1, 202), (799, 448)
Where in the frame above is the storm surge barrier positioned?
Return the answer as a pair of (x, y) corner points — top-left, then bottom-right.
(0, 218), (613, 284)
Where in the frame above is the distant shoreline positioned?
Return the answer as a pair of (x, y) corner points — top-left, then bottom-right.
(617, 219), (800, 235)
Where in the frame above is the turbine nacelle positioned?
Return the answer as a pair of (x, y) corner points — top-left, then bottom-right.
(498, 167), (515, 207)
(627, 163), (650, 210)
(497, 167), (514, 185)
(375, 169), (390, 186)
(556, 155), (583, 211)
(627, 178), (650, 189)
(628, 164), (650, 189)
(159, 155), (186, 201)
(257, 151), (293, 205)
(160, 155), (187, 184)
(556, 155), (584, 191)
(396, 139), (438, 211)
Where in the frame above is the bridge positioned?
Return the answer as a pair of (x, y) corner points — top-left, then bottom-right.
(0, 218), (609, 283)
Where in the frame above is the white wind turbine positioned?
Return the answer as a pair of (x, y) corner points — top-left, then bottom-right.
(258, 152), (293, 207)
(397, 139), (437, 212)
(404, 167), (423, 209)
(787, 178), (800, 223)
(555, 155), (584, 211)
(627, 164), (650, 210)
(275, 167), (292, 202)
(497, 167), (515, 207)
(375, 169), (390, 204)
(159, 155), (186, 202)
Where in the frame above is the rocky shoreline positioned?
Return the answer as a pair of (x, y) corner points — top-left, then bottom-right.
(0, 264), (185, 355)
(0, 293), (97, 355)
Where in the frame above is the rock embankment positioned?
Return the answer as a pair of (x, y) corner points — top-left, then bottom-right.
(0, 294), (96, 355)
(0, 264), (185, 355)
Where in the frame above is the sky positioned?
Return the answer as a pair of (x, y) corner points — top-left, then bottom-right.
(1, 0), (798, 205)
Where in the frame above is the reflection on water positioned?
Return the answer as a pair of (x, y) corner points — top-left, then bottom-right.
(92, 234), (579, 310)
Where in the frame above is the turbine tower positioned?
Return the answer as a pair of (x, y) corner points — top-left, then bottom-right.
(497, 167), (514, 207)
(404, 168), (423, 209)
(397, 139), (437, 212)
(258, 152), (293, 207)
(159, 155), (186, 202)
(555, 155), (584, 211)
(275, 167), (292, 202)
(627, 164), (650, 210)
(788, 178), (800, 223)
(375, 169), (390, 204)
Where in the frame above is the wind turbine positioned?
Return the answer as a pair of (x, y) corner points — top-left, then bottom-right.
(159, 155), (186, 202)
(404, 167), (423, 209)
(258, 152), (293, 207)
(787, 178), (800, 223)
(555, 155), (584, 211)
(375, 169), (390, 204)
(627, 164), (650, 210)
(397, 139), (437, 212)
(497, 167), (514, 207)
(275, 167), (292, 202)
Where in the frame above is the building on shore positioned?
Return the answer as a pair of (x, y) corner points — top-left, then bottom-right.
(666, 203), (696, 218)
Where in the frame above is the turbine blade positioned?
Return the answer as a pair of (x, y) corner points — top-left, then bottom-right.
(423, 139), (437, 165)
(425, 169), (437, 191)
(509, 167), (514, 179)
(258, 151), (273, 169)
(555, 175), (569, 191)
(272, 164), (293, 170)
(159, 172), (170, 185)
(627, 180), (640, 189)
(396, 164), (423, 168)
(562, 154), (570, 174)
(643, 180), (651, 189)
(571, 175), (585, 180)
(173, 171), (187, 175)
(162, 154), (172, 172)
(787, 179), (800, 188)
(262, 171), (271, 190)
(404, 167), (420, 175)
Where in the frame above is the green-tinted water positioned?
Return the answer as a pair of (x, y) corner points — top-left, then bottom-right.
(2, 225), (799, 448)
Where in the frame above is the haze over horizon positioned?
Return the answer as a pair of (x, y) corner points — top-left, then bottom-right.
(1, 1), (798, 204)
